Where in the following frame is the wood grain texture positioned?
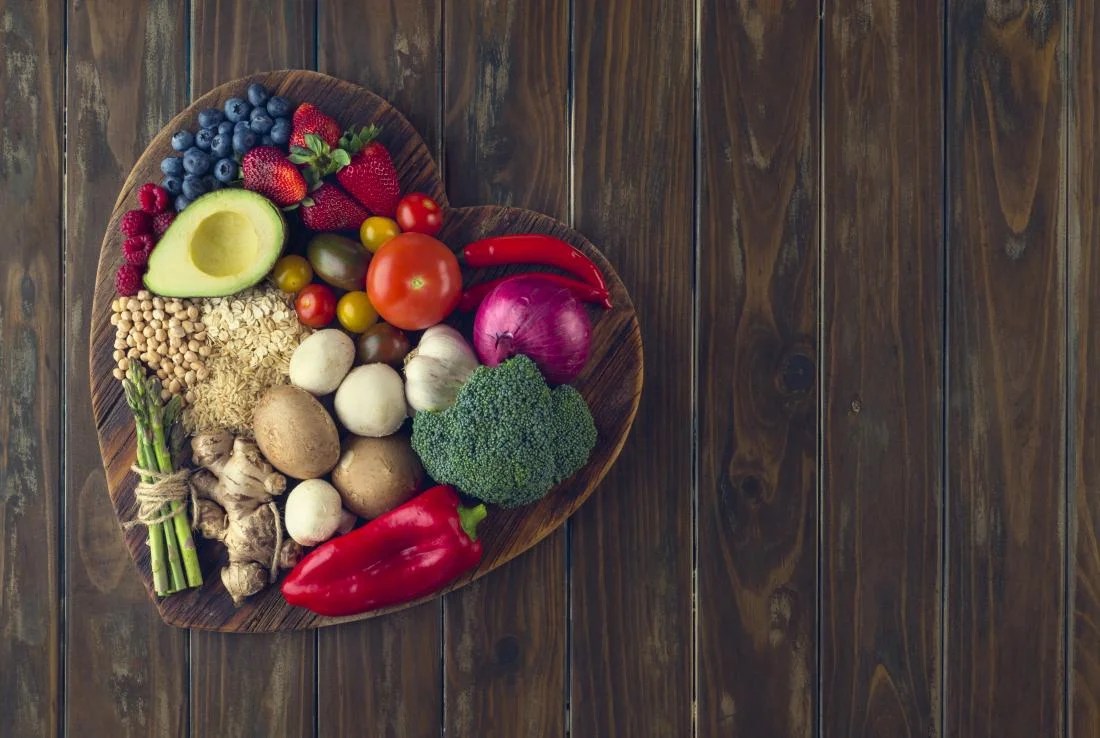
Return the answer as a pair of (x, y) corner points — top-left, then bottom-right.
(821, 1), (944, 736)
(316, 3), (444, 736)
(696, 1), (819, 735)
(569, 0), (693, 736)
(90, 72), (641, 632)
(187, 6), (319, 736)
(318, 0), (442, 166)
(64, 1), (191, 734)
(947, 1), (1066, 736)
(1071, 1), (1100, 735)
(0, 1), (62, 735)
(442, 1), (569, 735)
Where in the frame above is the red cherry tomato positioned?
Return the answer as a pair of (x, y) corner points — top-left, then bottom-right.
(395, 193), (443, 236)
(295, 283), (337, 328)
(366, 233), (461, 330)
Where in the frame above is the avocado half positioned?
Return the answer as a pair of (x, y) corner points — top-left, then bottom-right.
(144, 189), (286, 297)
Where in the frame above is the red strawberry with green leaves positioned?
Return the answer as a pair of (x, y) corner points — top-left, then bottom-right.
(241, 146), (307, 207)
(334, 125), (400, 217)
(289, 103), (341, 150)
(299, 182), (369, 232)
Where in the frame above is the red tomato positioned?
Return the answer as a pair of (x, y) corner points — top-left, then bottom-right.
(295, 283), (337, 328)
(366, 233), (461, 330)
(395, 193), (443, 236)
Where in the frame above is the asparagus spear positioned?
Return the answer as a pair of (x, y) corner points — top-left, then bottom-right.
(123, 373), (171, 596)
(148, 384), (203, 588)
(124, 365), (204, 594)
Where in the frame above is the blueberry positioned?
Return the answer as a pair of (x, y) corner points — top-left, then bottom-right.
(197, 108), (224, 128)
(234, 119), (252, 135)
(266, 95), (291, 118)
(247, 82), (269, 107)
(160, 156), (184, 177)
(232, 128), (257, 155)
(202, 174), (220, 192)
(214, 157), (238, 183)
(171, 130), (194, 152)
(161, 175), (183, 195)
(182, 147), (211, 176)
(175, 194), (192, 212)
(218, 120), (235, 136)
(182, 173), (207, 200)
(194, 127), (215, 151)
(210, 132), (232, 158)
(269, 117), (292, 146)
(260, 134), (275, 146)
(249, 111), (274, 135)
(223, 97), (251, 123)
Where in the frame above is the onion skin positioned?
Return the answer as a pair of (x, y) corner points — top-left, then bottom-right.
(472, 275), (592, 384)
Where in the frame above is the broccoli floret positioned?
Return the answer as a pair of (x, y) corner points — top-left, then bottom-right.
(411, 355), (597, 508)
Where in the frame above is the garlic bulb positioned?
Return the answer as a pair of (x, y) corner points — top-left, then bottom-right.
(404, 325), (479, 412)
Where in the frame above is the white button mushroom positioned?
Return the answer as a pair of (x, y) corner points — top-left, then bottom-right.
(284, 479), (344, 547)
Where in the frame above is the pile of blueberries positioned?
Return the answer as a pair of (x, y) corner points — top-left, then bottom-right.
(159, 82), (293, 212)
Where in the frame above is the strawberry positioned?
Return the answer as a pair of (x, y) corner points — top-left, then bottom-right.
(241, 146), (308, 207)
(115, 263), (144, 296)
(122, 234), (156, 266)
(138, 182), (171, 214)
(152, 210), (176, 238)
(289, 103), (341, 150)
(299, 183), (369, 232)
(334, 126), (400, 217)
(120, 209), (153, 237)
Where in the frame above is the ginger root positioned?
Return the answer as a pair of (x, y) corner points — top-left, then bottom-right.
(189, 430), (302, 605)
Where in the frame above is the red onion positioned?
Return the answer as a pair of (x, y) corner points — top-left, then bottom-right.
(472, 275), (592, 384)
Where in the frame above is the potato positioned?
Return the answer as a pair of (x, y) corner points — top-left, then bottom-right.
(289, 329), (355, 395)
(331, 434), (424, 518)
(334, 363), (407, 437)
(253, 384), (340, 479)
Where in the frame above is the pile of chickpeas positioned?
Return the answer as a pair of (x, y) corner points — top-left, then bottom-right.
(110, 290), (211, 401)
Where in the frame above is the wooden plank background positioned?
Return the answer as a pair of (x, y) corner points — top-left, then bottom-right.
(1, 0), (1093, 735)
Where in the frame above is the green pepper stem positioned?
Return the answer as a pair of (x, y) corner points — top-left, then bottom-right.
(458, 504), (488, 541)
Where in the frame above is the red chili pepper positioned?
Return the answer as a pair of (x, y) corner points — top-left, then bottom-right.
(457, 273), (613, 312)
(281, 485), (487, 617)
(461, 234), (608, 292)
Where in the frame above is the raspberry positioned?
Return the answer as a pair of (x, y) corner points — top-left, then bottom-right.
(120, 209), (153, 237)
(122, 234), (155, 266)
(115, 263), (144, 296)
(138, 182), (172, 214)
(152, 210), (175, 238)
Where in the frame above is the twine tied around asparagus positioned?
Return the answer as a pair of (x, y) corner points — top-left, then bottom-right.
(124, 467), (196, 529)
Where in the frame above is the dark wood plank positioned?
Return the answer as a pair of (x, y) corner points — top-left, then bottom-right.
(316, 2), (444, 733)
(442, 0), (569, 734)
(821, 1), (943, 735)
(0, 1), (62, 735)
(696, 1), (819, 734)
(318, 0), (441, 169)
(65, 2), (190, 733)
(947, 1), (1066, 736)
(188, 4), (317, 734)
(570, 0), (694, 735)
(1071, 2), (1100, 735)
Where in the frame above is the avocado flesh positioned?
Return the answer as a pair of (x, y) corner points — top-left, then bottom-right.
(144, 189), (286, 298)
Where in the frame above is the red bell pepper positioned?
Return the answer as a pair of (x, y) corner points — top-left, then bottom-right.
(457, 272), (613, 312)
(460, 234), (608, 293)
(281, 485), (487, 617)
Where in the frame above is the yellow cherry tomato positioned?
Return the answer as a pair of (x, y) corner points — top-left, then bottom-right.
(336, 290), (378, 333)
(359, 216), (401, 253)
(271, 254), (313, 293)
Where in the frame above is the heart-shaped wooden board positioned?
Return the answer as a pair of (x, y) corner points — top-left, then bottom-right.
(90, 70), (642, 632)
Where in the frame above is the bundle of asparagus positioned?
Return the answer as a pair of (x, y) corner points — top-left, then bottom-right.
(122, 364), (203, 596)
